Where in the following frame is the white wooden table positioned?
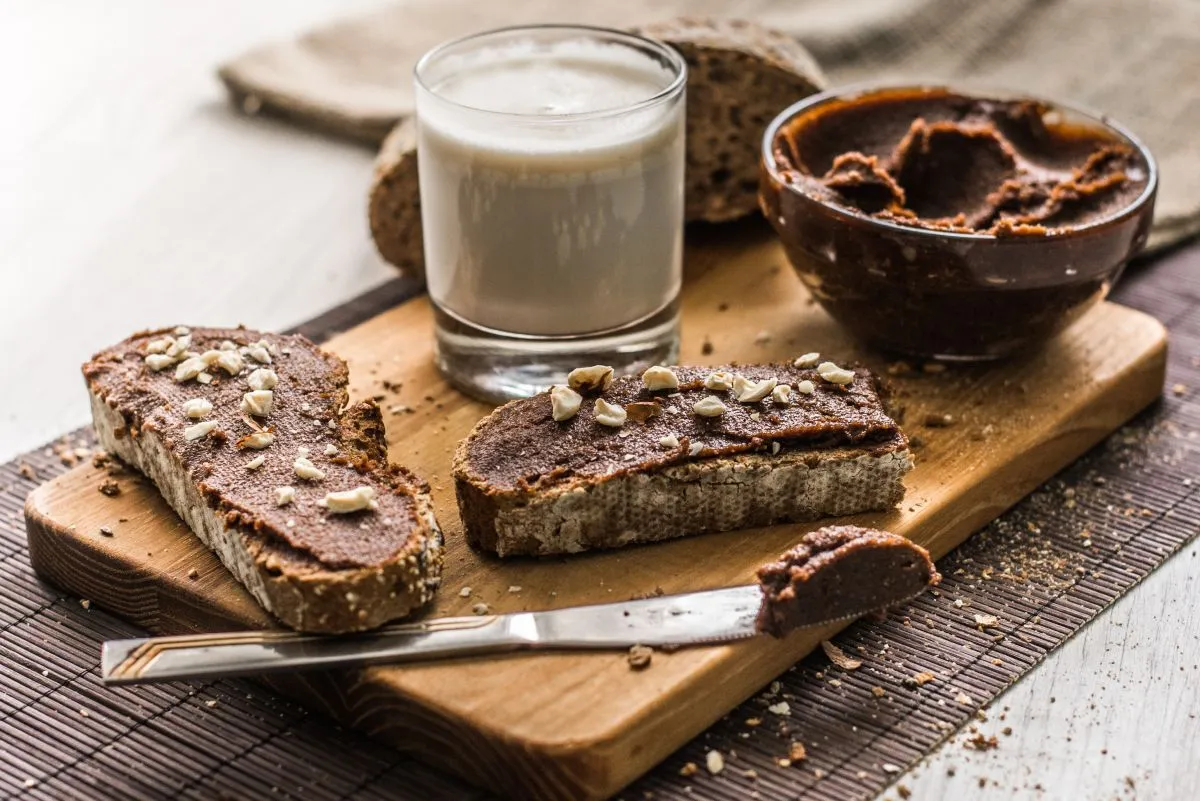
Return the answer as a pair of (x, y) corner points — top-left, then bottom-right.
(2, 3), (1196, 799)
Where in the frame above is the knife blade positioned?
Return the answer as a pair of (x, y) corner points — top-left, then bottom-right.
(100, 583), (925, 685)
(101, 584), (762, 685)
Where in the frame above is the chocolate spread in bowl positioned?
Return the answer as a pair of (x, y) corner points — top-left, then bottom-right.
(760, 87), (1157, 359)
(775, 92), (1148, 235)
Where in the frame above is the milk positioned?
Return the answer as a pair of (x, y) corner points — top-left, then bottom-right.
(415, 36), (685, 337)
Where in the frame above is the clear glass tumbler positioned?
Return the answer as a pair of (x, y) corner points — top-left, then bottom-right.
(414, 25), (687, 403)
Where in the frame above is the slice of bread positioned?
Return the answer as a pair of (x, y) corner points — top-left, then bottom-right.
(367, 18), (824, 280)
(83, 326), (442, 633)
(632, 18), (825, 223)
(454, 364), (910, 557)
(755, 526), (938, 637)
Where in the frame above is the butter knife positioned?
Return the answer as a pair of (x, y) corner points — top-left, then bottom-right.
(101, 583), (921, 685)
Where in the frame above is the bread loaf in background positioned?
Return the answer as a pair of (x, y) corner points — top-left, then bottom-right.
(368, 18), (824, 281)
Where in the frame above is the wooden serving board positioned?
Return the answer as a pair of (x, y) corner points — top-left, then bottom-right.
(25, 224), (1167, 801)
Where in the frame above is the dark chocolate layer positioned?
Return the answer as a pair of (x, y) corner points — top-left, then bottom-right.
(460, 365), (901, 495)
(775, 89), (1149, 236)
(756, 525), (938, 637)
(84, 327), (425, 569)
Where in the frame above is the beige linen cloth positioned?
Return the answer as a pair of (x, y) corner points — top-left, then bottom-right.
(220, 0), (1200, 250)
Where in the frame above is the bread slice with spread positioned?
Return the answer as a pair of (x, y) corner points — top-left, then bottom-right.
(83, 326), (442, 633)
(454, 361), (911, 557)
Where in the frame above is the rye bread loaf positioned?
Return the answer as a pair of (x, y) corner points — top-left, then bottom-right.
(83, 326), (442, 633)
(454, 364), (910, 557)
(367, 18), (824, 280)
(633, 17), (825, 223)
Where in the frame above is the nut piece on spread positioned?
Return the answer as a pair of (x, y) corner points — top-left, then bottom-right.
(236, 430), (276, 450)
(704, 370), (734, 391)
(240, 390), (275, 417)
(275, 486), (296, 506)
(822, 368), (855, 385)
(794, 352), (821, 369)
(550, 385), (583, 422)
(294, 456), (326, 481)
(693, 396), (728, 417)
(733, 374), (778, 403)
(174, 356), (207, 382)
(184, 421), (218, 441)
(215, 350), (244, 375)
(183, 398), (213, 419)
(567, 365), (614, 395)
(641, 365), (680, 391)
(247, 368), (278, 391)
(797, 379), (816, 395)
(145, 353), (175, 371)
(771, 384), (792, 405)
(625, 401), (661, 423)
(658, 433), (681, 449)
(594, 398), (627, 428)
(320, 486), (379, 513)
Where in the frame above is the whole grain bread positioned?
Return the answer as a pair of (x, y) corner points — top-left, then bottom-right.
(633, 18), (825, 223)
(367, 18), (824, 280)
(454, 364), (910, 557)
(83, 326), (442, 633)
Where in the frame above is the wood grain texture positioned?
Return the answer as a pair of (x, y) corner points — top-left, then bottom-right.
(24, 224), (1167, 801)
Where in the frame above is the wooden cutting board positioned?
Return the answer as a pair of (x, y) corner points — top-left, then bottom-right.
(25, 224), (1167, 801)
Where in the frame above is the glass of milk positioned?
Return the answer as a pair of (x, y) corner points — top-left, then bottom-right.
(415, 25), (687, 402)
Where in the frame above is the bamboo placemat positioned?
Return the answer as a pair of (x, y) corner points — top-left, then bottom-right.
(2, 249), (1197, 800)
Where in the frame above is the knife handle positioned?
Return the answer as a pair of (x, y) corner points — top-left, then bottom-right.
(101, 614), (539, 685)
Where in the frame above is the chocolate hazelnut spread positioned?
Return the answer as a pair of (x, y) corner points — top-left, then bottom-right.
(755, 526), (938, 637)
(459, 365), (901, 494)
(774, 90), (1148, 236)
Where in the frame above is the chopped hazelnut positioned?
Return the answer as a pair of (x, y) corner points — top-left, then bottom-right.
(275, 486), (296, 506)
(183, 398), (213, 419)
(797, 379), (815, 394)
(244, 455), (266, 470)
(247, 368), (278, 391)
(734, 374), (778, 403)
(319, 486), (378, 513)
(184, 421), (218, 442)
(236, 430), (276, 450)
(641, 365), (679, 391)
(240, 390), (274, 417)
(294, 456), (326, 481)
(793, 352), (820, 369)
(144, 354), (175, 372)
(625, 401), (661, 423)
(703, 370), (734, 391)
(567, 365), (613, 394)
(658, 434), (680, 449)
(593, 398), (627, 427)
(174, 356), (207, 382)
(693, 396), (728, 417)
(550, 385), (583, 422)
(771, 384), (792, 405)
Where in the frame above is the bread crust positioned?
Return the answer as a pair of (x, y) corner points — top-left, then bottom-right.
(84, 327), (442, 633)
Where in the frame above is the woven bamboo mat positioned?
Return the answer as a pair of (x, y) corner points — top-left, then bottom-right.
(2, 248), (1198, 800)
